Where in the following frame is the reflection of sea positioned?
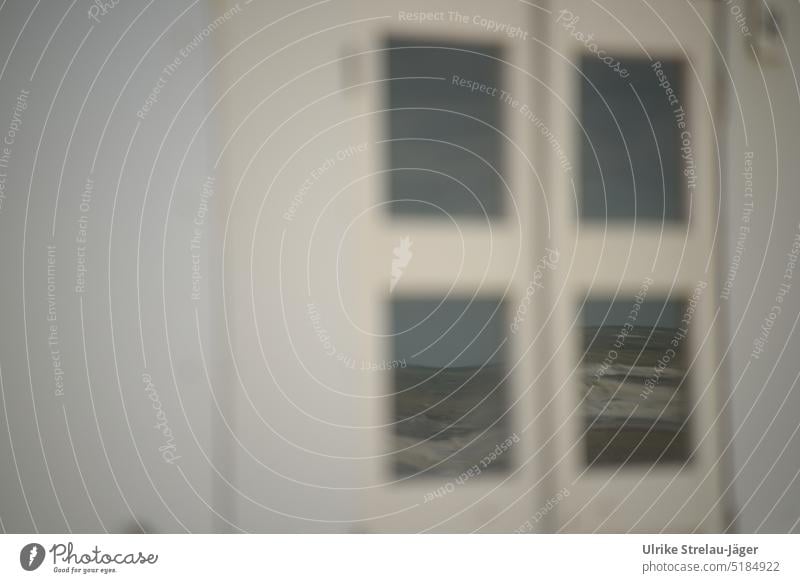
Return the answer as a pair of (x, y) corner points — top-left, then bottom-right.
(581, 326), (689, 464)
(393, 364), (511, 477)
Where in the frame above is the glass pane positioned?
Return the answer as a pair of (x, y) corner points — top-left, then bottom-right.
(580, 57), (685, 221)
(391, 298), (513, 477)
(580, 297), (690, 466)
(387, 39), (504, 217)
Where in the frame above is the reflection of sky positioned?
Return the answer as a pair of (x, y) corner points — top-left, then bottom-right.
(580, 57), (683, 220)
(582, 298), (682, 328)
(392, 299), (504, 368)
(388, 39), (503, 216)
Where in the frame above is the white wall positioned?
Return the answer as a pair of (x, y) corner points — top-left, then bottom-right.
(722, 0), (800, 533)
(0, 0), (223, 532)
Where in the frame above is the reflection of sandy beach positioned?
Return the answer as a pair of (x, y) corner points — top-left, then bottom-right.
(582, 370), (686, 429)
(392, 364), (512, 477)
(581, 326), (690, 463)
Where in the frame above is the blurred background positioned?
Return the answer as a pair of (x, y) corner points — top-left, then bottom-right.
(0, 0), (799, 533)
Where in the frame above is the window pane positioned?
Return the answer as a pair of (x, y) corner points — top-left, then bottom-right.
(580, 57), (684, 221)
(387, 39), (504, 217)
(580, 298), (690, 466)
(391, 298), (513, 477)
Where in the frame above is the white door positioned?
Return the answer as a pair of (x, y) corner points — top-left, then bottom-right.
(544, 0), (725, 532)
(219, 0), (723, 533)
(346, 0), (553, 532)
